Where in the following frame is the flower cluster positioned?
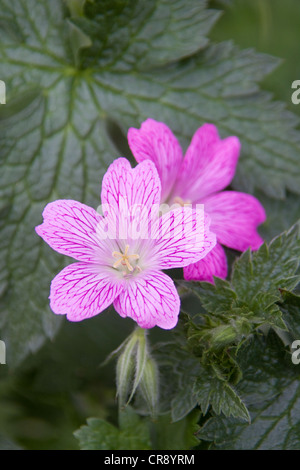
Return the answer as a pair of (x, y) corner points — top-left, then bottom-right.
(128, 119), (266, 283)
(36, 120), (265, 329)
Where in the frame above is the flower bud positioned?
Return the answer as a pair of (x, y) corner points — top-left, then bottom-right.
(209, 324), (237, 348)
(116, 334), (138, 407)
(139, 356), (159, 417)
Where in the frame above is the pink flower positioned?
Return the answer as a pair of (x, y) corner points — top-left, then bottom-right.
(35, 158), (216, 329)
(128, 119), (266, 283)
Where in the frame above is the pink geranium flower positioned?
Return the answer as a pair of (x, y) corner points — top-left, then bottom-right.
(35, 158), (216, 329)
(128, 119), (266, 283)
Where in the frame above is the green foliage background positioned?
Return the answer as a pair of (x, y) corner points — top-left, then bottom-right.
(0, 0), (299, 450)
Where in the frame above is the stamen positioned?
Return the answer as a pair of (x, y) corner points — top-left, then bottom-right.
(112, 244), (140, 273)
(173, 196), (192, 206)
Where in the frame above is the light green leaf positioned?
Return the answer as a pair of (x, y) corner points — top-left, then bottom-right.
(74, 406), (151, 450)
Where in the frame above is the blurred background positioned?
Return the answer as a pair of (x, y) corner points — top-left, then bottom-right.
(211, 0), (300, 116)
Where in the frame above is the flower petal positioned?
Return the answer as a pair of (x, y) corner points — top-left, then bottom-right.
(50, 262), (124, 321)
(35, 199), (113, 263)
(100, 157), (161, 239)
(113, 270), (180, 329)
(173, 124), (240, 202)
(203, 191), (266, 251)
(150, 207), (216, 269)
(128, 119), (183, 202)
(183, 243), (228, 283)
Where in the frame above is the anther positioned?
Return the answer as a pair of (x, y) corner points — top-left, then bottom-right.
(112, 244), (140, 272)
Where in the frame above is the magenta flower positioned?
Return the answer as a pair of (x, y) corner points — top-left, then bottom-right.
(128, 119), (266, 283)
(35, 158), (216, 329)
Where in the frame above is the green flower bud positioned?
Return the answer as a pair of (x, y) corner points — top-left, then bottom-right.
(139, 356), (159, 417)
(210, 324), (237, 348)
(116, 334), (138, 407)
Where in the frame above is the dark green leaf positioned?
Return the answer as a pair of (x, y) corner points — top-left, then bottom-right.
(255, 191), (300, 243)
(232, 223), (300, 303)
(280, 302), (300, 339)
(197, 335), (300, 449)
(75, 0), (221, 68)
(179, 222), (300, 349)
(151, 410), (200, 450)
(194, 371), (250, 422)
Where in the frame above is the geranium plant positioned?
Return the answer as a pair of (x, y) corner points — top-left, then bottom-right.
(0, 0), (300, 451)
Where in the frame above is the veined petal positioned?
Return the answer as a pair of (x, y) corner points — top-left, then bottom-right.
(203, 191), (266, 251)
(113, 270), (180, 329)
(128, 119), (183, 202)
(149, 207), (216, 270)
(183, 243), (228, 283)
(100, 157), (161, 240)
(50, 262), (124, 321)
(35, 199), (113, 263)
(173, 124), (240, 202)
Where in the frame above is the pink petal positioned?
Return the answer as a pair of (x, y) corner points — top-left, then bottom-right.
(100, 157), (161, 239)
(128, 119), (183, 202)
(50, 262), (124, 321)
(203, 191), (266, 251)
(173, 124), (240, 202)
(183, 243), (228, 283)
(35, 200), (113, 263)
(113, 270), (180, 329)
(150, 208), (216, 269)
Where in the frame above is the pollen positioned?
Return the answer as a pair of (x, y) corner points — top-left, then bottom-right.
(112, 244), (140, 272)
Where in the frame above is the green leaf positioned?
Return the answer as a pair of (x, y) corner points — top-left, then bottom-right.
(255, 191), (300, 243)
(197, 334), (300, 449)
(179, 222), (300, 351)
(280, 302), (300, 340)
(153, 340), (201, 421)
(151, 410), (200, 450)
(146, 40), (300, 199)
(155, 334), (249, 423)
(74, 406), (151, 450)
(74, 0), (221, 68)
(232, 223), (300, 303)
(66, 0), (88, 18)
(194, 370), (250, 422)
(180, 277), (237, 316)
(280, 290), (300, 307)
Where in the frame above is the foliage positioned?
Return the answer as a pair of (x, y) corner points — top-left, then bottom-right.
(0, 0), (300, 450)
